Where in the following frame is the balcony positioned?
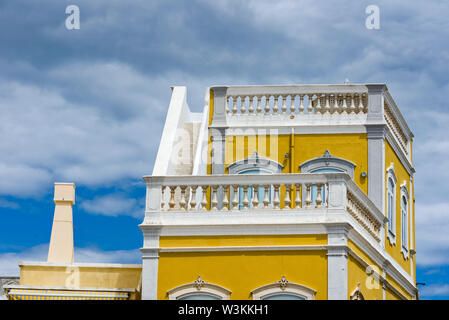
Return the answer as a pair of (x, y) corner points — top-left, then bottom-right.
(210, 84), (413, 161)
(142, 172), (386, 244)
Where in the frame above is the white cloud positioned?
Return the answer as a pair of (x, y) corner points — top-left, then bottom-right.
(80, 193), (143, 217)
(415, 202), (449, 266)
(0, 244), (140, 276)
(420, 284), (449, 298)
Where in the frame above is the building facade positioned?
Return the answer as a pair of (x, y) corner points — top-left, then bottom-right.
(4, 83), (416, 300)
(140, 84), (416, 300)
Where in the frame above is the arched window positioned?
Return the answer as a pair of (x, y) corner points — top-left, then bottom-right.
(400, 183), (409, 259)
(386, 164), (397, 245)
(300, 150), (356, 205)
(251, 276), (316, 300)
(227, 152), (283, 210)
(167, 276), (231, 300)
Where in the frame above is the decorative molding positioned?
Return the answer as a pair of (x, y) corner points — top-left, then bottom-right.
(299, 150), (356, 178)
(167, 276), (231, 300)
(386, 163), (397, 246)
(350, 283), (365, 300)
(251, 276), (316, 300)
(227, 151), (283, 174)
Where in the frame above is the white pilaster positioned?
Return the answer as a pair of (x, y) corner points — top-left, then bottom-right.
(327, 225), (350, 300)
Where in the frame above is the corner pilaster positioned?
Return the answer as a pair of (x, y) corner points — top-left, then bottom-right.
(327, 224), (350, 300)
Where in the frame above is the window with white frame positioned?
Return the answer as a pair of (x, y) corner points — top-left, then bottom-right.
(386, 164), (397, 245)
(227, 152), (283, 210)
(299, 150), (356, 205)
(400, 183), (409, 258)
(251, 276), (316, 300)
(167, 276), (231, 300)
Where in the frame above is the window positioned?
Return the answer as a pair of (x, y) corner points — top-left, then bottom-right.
(300, 150), (355, 205)
(227, 152), (283, 210)
(251, 276), (316, 300)
(386, 164), (397, 245)
(238, 169), (271, 210)
(400, 183), (409, 258)
(167, 276), (231, 300)
(299, 150), (356, 178)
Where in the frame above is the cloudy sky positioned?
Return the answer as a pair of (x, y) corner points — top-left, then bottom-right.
(0, 0), (448, 299)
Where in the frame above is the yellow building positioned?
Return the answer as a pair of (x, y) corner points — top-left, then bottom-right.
(5, 83), (417, 300)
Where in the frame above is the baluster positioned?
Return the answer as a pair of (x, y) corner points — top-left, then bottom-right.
(200, 185), (208, 211)
(290, 95), (296, 114)
(225, 96), (230, 115)
(349, 93), (356, 114)
(363, 93), (368, 113)
(252, 185), (259, 209)
(190, 185), (198, 210)
(179, 186), (187, 211)
(264, 95), (270, 115)
(273, 184), (280, 209)
(315, 183), (323, 207)
(294, 184), (302, 208)
(161, 186), (166, 211)
(256, 95), (262, 115)
(231, 96), (238, 115)
(307, 94), (313, 114)
(240, 96), (246, 114)
(284, 184), (291, 209)
(272, 95), (279, 114)
(357, 93), (364, 113)
(299, 94), (305, 114)
(211, 185), (218, 211)
(305, 184), (312, 208)
(248, 96), (255, 115)
(231, 185), (239, 210)
(329, 94), (336, 114)
(281, 95), (287, 115)
(323, 94), (331, 114)
(168, 186), (176, 211)
(263, 185), (270, 209)
(220, 185), (229, 211)
(242, 185), (249, 210)
(315, 94), (322, 114)
(341, 94), (348, 114)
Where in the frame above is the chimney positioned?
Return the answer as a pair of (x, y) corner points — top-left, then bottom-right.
(47, 183), (75, 263)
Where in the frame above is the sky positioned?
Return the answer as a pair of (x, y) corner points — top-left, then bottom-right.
(0, 0), (448, 300)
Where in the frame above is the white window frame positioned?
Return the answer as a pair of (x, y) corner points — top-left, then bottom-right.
(227, 151), (283, 175)
(167, 276), (231, 300)
(400, 182), (410, 259)
(299, 150), (356, 178)
(251, 276), (316, 300)
(386, 163), (397, 245)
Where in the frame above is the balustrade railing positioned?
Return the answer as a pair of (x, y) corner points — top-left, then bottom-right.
(226, 93), (368, 117)
(144, 173), (385, 243)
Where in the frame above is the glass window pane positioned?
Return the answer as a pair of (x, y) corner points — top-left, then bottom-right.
(179, 294), (220, 300)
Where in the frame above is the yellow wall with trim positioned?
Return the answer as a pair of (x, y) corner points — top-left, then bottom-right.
(157, 250), (327, 300)
(19, 265), (142, 299)
(385, 140), (412, 276)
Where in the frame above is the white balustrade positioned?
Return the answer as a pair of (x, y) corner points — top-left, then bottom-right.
(144, 173), (386, 243)
(225, 91), (368, 117)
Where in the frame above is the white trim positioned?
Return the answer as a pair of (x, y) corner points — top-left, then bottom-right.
(154, 245), (332, 252)
(299, 150), (356, 179)
(386, 163), (397, 245)
(251, 276), (316, 300)
(400, 182), (409, 259)
(167, 276), (231, 300)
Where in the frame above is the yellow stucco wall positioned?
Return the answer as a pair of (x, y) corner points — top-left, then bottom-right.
(20, 265), (141, 294)
(385, 140), (412, 275)
(347, 255), (383, 300)
(224, 133), (368, 194)
(157, 250), (327, 300)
